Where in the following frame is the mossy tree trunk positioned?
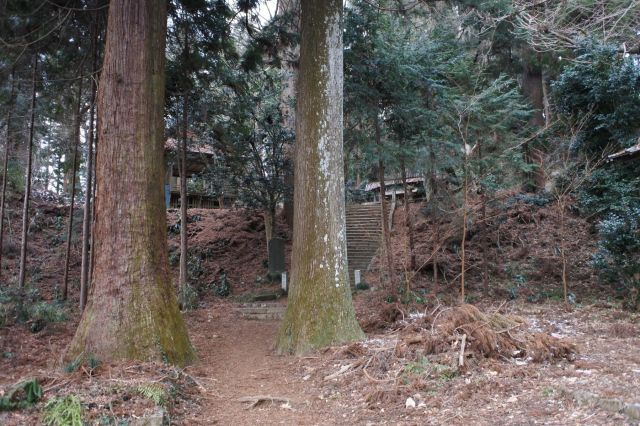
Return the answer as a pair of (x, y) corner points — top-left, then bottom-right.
(66, 0), (195, 366)
(276, 0), (363, 355)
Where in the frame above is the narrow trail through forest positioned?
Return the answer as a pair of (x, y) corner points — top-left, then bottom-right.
(184, 302), (345, 425)
(177, 300), (640, 425)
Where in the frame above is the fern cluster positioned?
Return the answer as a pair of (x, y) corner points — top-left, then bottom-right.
(42, 395), (82, 426)
(135, 383), (167, 406)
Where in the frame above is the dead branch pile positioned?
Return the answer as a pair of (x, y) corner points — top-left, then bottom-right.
(319, 304), (575, 399)
(398, 304), (575, 362)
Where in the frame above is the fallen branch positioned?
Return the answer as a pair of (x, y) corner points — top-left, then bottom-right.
(458, 334), (467, 367)
(323, 363), (354, 381)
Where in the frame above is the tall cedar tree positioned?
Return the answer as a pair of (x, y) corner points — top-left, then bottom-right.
(18, 55), (38, 289)
(66, 0), (195, 365)
(276, 0), (364, 354)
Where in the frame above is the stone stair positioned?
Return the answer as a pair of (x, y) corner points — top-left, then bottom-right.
(346, 203), (382, 285)
(235, 302), (286, 320)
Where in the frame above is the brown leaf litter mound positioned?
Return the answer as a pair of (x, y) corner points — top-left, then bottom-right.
(318, 304), (575, 399)
(396, 304), (576, 362)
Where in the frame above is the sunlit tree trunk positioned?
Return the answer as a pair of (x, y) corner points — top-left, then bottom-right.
(18, 54), (38, 289)
(66, 0), (195, 365)
(276, 0), (363, 354)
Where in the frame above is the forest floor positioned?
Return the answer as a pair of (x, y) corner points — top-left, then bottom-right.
(1, 296), (639, 425)
(1, 195), (640, 424)
(172, 298), (640, 425)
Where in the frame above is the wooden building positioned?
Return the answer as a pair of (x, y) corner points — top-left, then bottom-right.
(363, 176), (425, 202)
(164, 138), (235, 209)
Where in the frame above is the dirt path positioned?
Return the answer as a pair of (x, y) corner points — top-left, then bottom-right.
(178, 301), (640, 426)
(183, 302), (344, 425)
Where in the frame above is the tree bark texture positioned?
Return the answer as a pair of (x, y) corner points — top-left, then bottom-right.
(62, 76), (83, 300)
(276, 0), (363, 354)
(66, 0), (195, 365)
(18, 55), (38, 289)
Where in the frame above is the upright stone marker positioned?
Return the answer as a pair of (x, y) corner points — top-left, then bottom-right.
(354, 270), (361, 287)
(268, 238), (286, 276)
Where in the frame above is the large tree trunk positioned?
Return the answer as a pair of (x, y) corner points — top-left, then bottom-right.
(18, 54), (38, 289)
(0, 68), (16, 280)
(276, 0), (363, 354)
(66, 0), (195, 365)
(62, 75), (84, 300)
(80, 13), (100, 310)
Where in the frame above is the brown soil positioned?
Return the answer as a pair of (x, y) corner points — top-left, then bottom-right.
(166, 208), (291, 295)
